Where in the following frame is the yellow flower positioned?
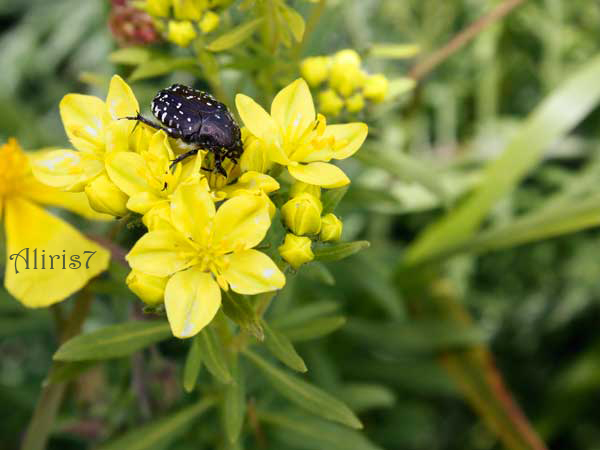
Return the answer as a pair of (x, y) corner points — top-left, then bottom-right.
(278, 233), (314, 269)
(235, 78), (368, 189)
(300, 56), (330, 87)
(172, 0), (203, 20)
(146, 0), (170, 17)
(320, 213), (343, 242)
(329, 49), (364, 97)
(126, 270), (167, 305)
(199, 10), (220, 33)
(126, 183), (285, 338)
(318, 89), (344, 117)
(363, 74), (389, 103)
(240, 129), (273, 174)
(217, 171), (280, 217)
(106, 130), (202, 219)
(281, 192), (322, 236)
(290, 180), (320, 199)
(32, 75), (138, 215)
(167, 20), (197, 47)
(85, 173), (129, 217)
(1, 139), (110, 307)
(346, 93), (365, 113)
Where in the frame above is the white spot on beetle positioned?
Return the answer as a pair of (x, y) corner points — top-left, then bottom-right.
(161, 112), (167, 122)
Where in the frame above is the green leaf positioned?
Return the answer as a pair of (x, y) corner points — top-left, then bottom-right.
(339, 383), (396, 413)
(260, 411), (379, 450)
(222, 357), (246, 443)
(282, 6), (305, 42)
(271, 301), (340, 329)
(198, 327), (232, 383)
(262, 319), (307, 372)
(98, 398), (215, 450)
(109, 47), (152, 65)
(222, 291), (263, 340)
(183, 335), (203, 393)
(44, 361), (96, 386)
(129, 57), (198, 81)
(314, 241), (370, 262)
(282, 316), (347, 342)
(369, 43), (420, 59)
(301, 262), (335, 286)
(53, 321), (171, 361)
(404, 53), (600, 266)
(321, 186), (348, 215)
(243, 350), (362, 429)
(205, 18), (263, 52)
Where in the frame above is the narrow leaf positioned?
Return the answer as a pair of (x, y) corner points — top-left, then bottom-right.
(98, 399), (215, 450)
(205, 18), (263, 52)
(222, 291), (263, 340)
(54, 321), (171, 361)
(109, 47), (152, 65)
(282, 6), (305, 42)
(282, 316), (347, 342)
(243, 350), (362, 429)
(314, 241), (370, 262)
(262, 319), (307, 372)
(321, 186), (348, 215)
(198, 327), (232, 383)
(129, 57), (198, 81)
(183, 335), (203, 393)
(223, 358), (246, 443)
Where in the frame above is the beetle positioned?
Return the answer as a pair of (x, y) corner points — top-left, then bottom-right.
(125, 84), (243, 177)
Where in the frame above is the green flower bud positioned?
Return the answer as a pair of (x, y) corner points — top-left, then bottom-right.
(319, 213), (343, 242)
(85, 173), (128, 217)
(278, 233), (314, 269)
(281, 192), (322, 235)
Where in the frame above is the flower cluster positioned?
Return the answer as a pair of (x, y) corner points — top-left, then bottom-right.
(142, 0), (223, 47)
(301, 49), (389, 116)
(33, 76), (367, 338)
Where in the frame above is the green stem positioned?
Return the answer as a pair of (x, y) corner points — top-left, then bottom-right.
(21, 289), (93, 450)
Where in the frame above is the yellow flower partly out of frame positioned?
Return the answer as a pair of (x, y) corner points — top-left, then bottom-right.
(127, 183), (285, 338)
(32, 75), (139, 216)
(1, 139), (110, 307)
(235, 78), (368, 189)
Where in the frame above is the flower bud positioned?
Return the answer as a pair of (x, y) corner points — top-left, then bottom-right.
(199, 11), (220, 33)
(172, 0), (202, 20)
(145, 0), (170, 17)
(346, 93), (365, 113)
(318, 89), (344, 116)
(240, 131), (273, 173)
(300, 56), (330, 87)
(290, 181), (321, 199)
(126, 270), (167, 305)
(363, 74), (389, 103)
(85, 173), (128, 217)
(278, 233), (314, 269)
(329, 63), (362, 97)
(319, 213), (343, 242)
(281, 192), (322, 235)
(167, 20), (197, 47)
(333, 49), (361, 67)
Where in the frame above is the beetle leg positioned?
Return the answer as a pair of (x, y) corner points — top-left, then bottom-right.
(122, 113), (184, 139)
(169, 148), (200, 171)
(213, 151), (228, 178)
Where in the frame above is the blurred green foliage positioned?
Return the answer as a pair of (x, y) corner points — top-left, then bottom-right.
(3, 0), (600, 449)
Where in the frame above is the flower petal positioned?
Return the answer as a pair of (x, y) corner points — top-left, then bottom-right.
(106, 74), (139, 121)
(219, 171), (280, 197)
(288, 162), (350, 188)
(165, 268), (221, 338)
(171, 183), (215, 241)
(235, 94), (277, 141)
(127, 191), (164, 215)
(271, 78), (315, 132)
(212, 195), (271, 253)
(4, 197), (110, 308)
(126, 230), (196, 277)
(324, 123), (368, 159)
(106, 151), (152, 197)
(222, 249), (285, 295)
(32, 149), (103, 191)
(60, 94), (109, 154)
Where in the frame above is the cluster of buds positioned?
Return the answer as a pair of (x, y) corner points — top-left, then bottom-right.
(278, 182), (342, 269)
(109, 0), (162, 46)
(142, 0), (224, 47)
(301, 49), (389, 117)
(32, 75), (367, 339)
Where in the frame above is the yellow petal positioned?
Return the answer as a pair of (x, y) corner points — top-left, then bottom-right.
(106, 75), (139, 121)
(171, 183), (215, 241)
(271, 78), (315, 132)
(288, 162), (350, 188)
(213, 195), (271, 254)
(219, 171), (280, 197)
(4, 197), (110, 308)
(32, 149), (103, 192)
(142, 202), (173, 231)
(106, 151), (152, 197)
(84, 173), (129, 217)
(222, 249), (285, 295)
(127, 191), (164, 215)
(235, 94), (277, 141)
(324, 123), (368, 159)
(60, 94), (109, 154)
(126, 230), (196, 277)
(165, 268), (221, 338)
(126, 270), (167, 305)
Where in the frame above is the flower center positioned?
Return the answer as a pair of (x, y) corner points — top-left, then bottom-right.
(188, 225), (231, 290)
